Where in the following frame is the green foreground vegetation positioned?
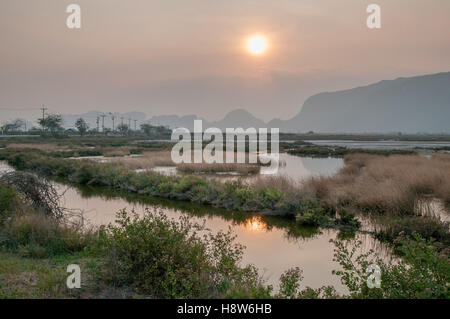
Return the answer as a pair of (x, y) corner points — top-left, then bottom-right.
(0, 180), (448, 298)
(0, 140), (449, 299)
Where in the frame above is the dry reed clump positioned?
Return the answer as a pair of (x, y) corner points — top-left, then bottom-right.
(6, 143), (69, 151)
(101, 147), (137, 157)
(177, 163), (260, 175)
(251, 175), (297, 193)
(110, 151), (261, 175)
(304, 153), (450, 215)
(109, 151), (174, 169)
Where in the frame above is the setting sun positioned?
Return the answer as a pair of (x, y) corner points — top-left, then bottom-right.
(246, 35), (267, 55)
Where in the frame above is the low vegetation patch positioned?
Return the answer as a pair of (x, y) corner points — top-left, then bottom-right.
(331, 235), (449, 298)
(110, 150), (262, 175)
(374, 216), (450, 247)
(286, 145), (416, 158)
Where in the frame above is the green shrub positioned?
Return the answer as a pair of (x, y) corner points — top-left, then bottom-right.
(295, 200), (331, 227)
(278, 267), (303, 298)
(0, 184), (20, 220)
(91, 209), (265, 298)
(335, 210), (361, 230)
(3, 213), (88, 257)
(129, 148), (143, 155)
(375, 216), (450, 246)
(332, 234), (450, 298)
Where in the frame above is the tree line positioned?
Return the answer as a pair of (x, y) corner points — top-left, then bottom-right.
(1, 115), (171, 138)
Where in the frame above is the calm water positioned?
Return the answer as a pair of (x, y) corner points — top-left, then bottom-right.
(152, 153), (344, 184)
(0, 160), (389, 293)
(306, 140), (450, 150)
(58, 183), (387, 293)
(274, 153), (343, 181)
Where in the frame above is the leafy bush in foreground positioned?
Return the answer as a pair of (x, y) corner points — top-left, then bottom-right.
(332, 234), (449, 298)
(92, 209), (269, 298)
(0, 183), (20, 222)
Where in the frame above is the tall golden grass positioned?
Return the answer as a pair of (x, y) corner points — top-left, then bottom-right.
(110, 150), (261, 175)
(109, 151), (173, 169)
(6, 143), (69, 151)
(305, 153), (450, 215)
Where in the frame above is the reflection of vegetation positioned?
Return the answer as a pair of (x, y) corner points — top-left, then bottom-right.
(60, 180), (322, 241)
(0, 149), (360, 231)
(374, 215), (450, 247)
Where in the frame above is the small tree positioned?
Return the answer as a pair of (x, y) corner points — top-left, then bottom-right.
(117, 123), (129, 136)
(38, 114), (63, 135)
(75, 118), (89, 136)
(140, 123), (172, 138)
(1, 119), (26, 134)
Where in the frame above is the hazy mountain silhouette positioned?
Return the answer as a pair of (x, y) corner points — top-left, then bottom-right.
(268, 72), (450, 133)
(209, 109), (266, 130)
(147, 109), (265, 131)
(147, 114), (208, 131)
(60, 72), (450, 134)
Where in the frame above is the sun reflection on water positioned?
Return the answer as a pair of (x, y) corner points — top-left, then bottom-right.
(245, 216), (267, 232)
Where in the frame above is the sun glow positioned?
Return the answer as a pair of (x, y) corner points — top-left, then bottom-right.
(245, 216), (267, 232)
(246, 35), (267, 55)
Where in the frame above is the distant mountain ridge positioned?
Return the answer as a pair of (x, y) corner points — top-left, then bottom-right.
(147, 109), (266, 131)
(268, 72), (450, 133)
(61, 72), (450, 133)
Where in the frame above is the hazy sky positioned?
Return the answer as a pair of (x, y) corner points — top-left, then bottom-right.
(1, 0), (449, 122)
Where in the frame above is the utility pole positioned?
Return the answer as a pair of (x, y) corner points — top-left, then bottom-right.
(134, 119), (137, 131)
(100, 114), (106, 133)
(110, 113), (115, 132)
(40, 104), (47, 121)
(96, 116), (100, 133)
